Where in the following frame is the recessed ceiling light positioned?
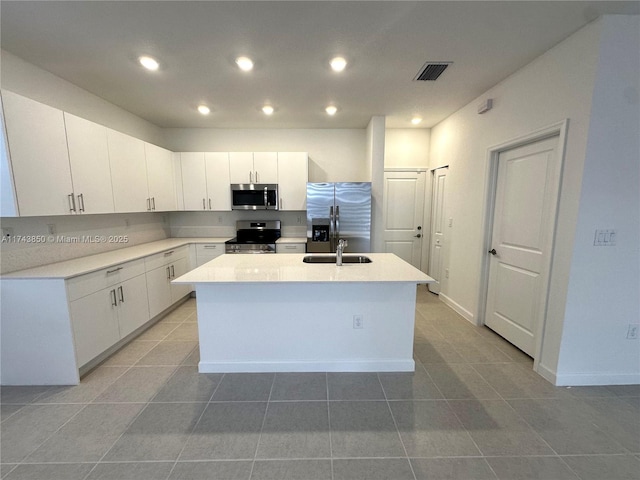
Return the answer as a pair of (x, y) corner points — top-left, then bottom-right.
(138, 55), (159, 71)
(411, 117), (423, 125)
(236, 56), (254, 72)
(330, 56), (347, 72)
(325, 105), (338, 116)
(262, 105), (274, 115)
(197, 105), (211, 115)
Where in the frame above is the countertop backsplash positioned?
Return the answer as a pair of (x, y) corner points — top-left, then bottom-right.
(0, 212), (170, 274)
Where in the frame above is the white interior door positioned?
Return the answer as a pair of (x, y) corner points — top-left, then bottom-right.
(428, 167), (448, 294)
(485, 135), (559, 356)
(382, 171), (425, 268)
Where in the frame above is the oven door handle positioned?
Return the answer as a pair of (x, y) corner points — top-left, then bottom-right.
(264, 186), (268, 209)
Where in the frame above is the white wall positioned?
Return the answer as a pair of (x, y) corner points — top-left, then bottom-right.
(367, 117), (386, 253)
(163, 128), (368, 183)
(430, 16), (640, 385)
(555, 15), (640, 385)
(385, 129), (430, 169)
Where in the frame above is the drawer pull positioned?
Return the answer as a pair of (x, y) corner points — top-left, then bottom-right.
(203, 245), (218, 249)
(164, 250), (175, 256)
(106, 267), (123, 274)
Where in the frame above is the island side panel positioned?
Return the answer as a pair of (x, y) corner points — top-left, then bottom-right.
(1, 279), (79, 385)
(195, 282), (417, 373)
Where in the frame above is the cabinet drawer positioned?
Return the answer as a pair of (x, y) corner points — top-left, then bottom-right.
(144, 245), (189, 271)
(196, 243), (225, 266)
(276, 243), (306, 254)
(67, 258), (146, 302)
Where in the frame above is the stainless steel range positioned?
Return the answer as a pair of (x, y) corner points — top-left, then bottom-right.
(225, 220), (281, 254)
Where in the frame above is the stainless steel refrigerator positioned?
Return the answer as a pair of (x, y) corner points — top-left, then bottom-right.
(306, 182), (372, 253)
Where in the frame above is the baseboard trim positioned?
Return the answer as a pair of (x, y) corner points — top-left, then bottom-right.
(553, 372), (640, 386)
(198, 359), (416, 373)
(439, 293), (476, 325)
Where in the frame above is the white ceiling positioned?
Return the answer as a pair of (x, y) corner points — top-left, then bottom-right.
(1, 1), (638, 129)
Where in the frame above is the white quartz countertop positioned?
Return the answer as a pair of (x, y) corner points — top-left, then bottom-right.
(275, 237), (307, 244)
(173, 253), (434, 284)
(2, 237), (232, 280)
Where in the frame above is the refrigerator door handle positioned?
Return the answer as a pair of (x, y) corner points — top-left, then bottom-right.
(335, 205), (340, 243)
(329, 206), (335, 251)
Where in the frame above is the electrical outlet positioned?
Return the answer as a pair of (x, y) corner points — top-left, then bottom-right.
(162, 215), (167, 224)
(125, 218), (130, 228)
(627, 324), (639, 340)
(353, 314), (363, 329)
(448, 217), (453, 227)
(47, 224), (56, 235)
(445, 268), (449, 279)
(218, 216), (223, 224)
(297, 215), (302, 224)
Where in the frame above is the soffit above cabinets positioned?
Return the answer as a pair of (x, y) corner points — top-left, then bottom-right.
(1, 1), (638, 129)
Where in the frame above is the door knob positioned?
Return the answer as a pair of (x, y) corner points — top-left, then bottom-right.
(489, 248), (497, 255)
(414, 233), (422, 238)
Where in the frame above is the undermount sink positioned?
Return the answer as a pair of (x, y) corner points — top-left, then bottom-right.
(303, 254), (372, 264)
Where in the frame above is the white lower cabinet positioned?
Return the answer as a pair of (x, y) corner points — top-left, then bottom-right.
(70, 272), (150, 366)
(195, 243), (225, 266)
(145, 246), (191, 318)
(69, 287), (121, 368)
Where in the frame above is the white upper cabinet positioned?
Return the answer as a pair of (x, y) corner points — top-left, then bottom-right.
(172, 152), (185, 211)
(2, 90), (74, 216)
(179, 152), (231, 211)
(253, 152), (278, 183)
(145, 143), (176, 212)
(277, 152), (308, 211)
(107, 129), (149, 213)
(64, 113), (115, 214)
(180, 152), (208, 210)
(205, 152), (231, 211)
(229, 152), (277, 184)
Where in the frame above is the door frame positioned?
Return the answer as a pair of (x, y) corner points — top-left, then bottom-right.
(427, 166), (449, 293)
(478, 119), (568, 372)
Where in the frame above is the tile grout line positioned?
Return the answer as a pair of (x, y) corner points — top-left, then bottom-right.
(326, 372), (334, 480)
(163, 372), (227, 480)
(247, 373), (277, 480)
(376, 373), (418, 480)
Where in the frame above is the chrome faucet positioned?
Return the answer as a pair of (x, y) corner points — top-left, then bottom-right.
(336, 238), (348, 266)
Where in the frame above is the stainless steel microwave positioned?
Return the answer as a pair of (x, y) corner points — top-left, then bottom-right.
(231, 184), (279, 210)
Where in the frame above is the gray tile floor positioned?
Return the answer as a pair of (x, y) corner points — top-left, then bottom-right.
(1, 288), (639, 480)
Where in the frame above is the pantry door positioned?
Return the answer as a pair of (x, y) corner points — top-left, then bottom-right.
(428, 167), (448, 294)
(484, 135), (560, 356)
(382, 170), (426, 269)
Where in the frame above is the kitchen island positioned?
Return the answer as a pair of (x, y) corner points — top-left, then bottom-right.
(173, 253), (433, 373)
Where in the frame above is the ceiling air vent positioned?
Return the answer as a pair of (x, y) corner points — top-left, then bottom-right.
(414, 62), (452, 81)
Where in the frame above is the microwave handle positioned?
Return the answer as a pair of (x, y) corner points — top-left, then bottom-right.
(264, 186), (268, 209)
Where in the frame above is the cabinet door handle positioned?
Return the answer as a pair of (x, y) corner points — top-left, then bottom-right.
(106, 266), (123, 274)
(152, 197), (156, 210)
(68, 193), (76, 213)
(77, 194), (85, 212)
(118, 285), (124, 303)
(110, 289), (117, 307)
(170, 265), (175, 278)
(203, 198), (206, 210)
(255, 171), (259, 183)
(166, 266), (171, 279)
(249, 171), (253, 183)
(147, 198), (151, 211)
(208, 198), (212, 210)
